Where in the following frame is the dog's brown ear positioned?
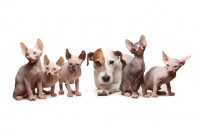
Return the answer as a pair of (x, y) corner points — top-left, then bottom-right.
(79, 50), (86, 61)
(113, 51), (126, 70)
(44, 54), (50, 67)
(56, 56), (64, 67)
(65, 49), (71, 60)
(20, 42), (28, 54)
(87, 52), (94, 66)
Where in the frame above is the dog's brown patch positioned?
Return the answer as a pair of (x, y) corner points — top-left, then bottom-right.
(93, 49), (106, 73)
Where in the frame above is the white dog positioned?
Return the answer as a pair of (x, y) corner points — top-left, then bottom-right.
(87, 48), (133, 96)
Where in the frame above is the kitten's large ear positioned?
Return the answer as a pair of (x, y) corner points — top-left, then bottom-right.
(79, 50), (86, 61)
(162, 51), (170, 64)
(139, 35), (147, 47)
(56, 56), (64, 67)
(20, 42), (28, 54)
(35, 39), (44, 51)
(179, 55), (191, 66)
(113, 50), (126, 70)
(87, 52), (94, 66)
(125, 39), (133, 51)
(65, 49), (71, 60)
(44, 54), (50, 67)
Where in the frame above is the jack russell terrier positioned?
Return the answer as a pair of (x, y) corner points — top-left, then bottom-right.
(87, 48), (133, 96)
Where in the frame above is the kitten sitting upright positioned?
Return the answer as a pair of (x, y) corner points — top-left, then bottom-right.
(40, 55), (64, 97)
(58, 49), (86, 97)
(13, 39), (46, 101)
(119, 35), (147, 98)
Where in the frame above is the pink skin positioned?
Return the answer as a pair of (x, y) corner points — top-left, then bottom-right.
(58, 49), (86, 97)
(142, 51), (191, 98)
(33, 55), (64, 97)
(13, 39), (46, 101)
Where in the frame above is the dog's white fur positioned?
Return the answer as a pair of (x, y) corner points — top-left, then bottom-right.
(87, 48), (133, 95)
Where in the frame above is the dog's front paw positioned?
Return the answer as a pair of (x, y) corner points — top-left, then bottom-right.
(59, 90), (64, 95)
(51, 93), (57, 97)
(168, 92), (175, 96)
(38, 95), (46, 99)
(29, 96), (37, 101)
(67, 92), (73, 97)
(97, 90), (108, 96)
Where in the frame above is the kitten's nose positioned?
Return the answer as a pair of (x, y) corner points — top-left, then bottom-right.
(48, 73), (51, 76)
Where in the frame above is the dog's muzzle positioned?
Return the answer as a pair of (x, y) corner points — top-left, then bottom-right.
(102, 75), (110, 82)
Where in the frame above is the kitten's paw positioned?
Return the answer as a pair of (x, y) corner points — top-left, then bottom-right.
(29, 96), (37, 101)
(59, 90), (64, 95)
(151, 93), (158, 98)
(144, 92), (151, 98)
(51, 93), (57, 97)
(75, 91), (82, 96)
(15, 96), (23, 100)
(124, 92), (131, 97)
(38, 95), (46, 99)
(131, 93), (139, 99)
(67, 92), (73, 97)
(97, 90), (108, 96)
(168, 92), (175, 96)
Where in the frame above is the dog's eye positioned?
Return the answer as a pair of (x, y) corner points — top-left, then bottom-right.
(109, 61), (114, 65)
(53, 68), (56, 70)
(76, 64), (79, 66)
(33, 51), (37, 54)
(95, 61), (101, 66)
(25, 53), (29, 56)
(46, 67), (49, 70)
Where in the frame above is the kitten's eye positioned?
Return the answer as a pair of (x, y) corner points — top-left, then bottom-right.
(53, 68), (56, 70)
(69, 63), (72, 66)
(25, 53), (29, 56)
(95, 61), (101, 66)
(167, 64), (169, 66)
(76, 64), (80, 66)
(46, 67), (49, 70)
(109, 61), (114, 65)
(33, 51), (37, 54)
(174, 65), (178, 68)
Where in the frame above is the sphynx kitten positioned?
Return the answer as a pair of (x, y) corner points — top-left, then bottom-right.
(119, 35), (147, 98)
(58, 49), (86, 97)
(143, 51), (191, 98)
(39, 55), (64, 97)
(13, 39), (46, 101)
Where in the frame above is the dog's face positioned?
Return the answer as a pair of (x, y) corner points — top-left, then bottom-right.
(20, 39), (43, 63)
(66, 49), (86, 72)
(43, 55), (64, 76)
(87, 48), (126, 84)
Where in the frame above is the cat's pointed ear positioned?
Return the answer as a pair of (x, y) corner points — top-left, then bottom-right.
(79, 50), (86, 61)
(35, 39), (44, 51)
(65, 49), (71, 60)
(125, 39), (133, 51)
(56, 56), (64, 67)
(179, 55), (191, 66)
(139, 35), (147, 47)
(162, 51), (170, 64)
(44, 54), (50, 67)
(20, 42), (28, 54)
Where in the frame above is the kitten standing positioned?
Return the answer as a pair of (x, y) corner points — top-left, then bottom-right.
(58, 49), (86, 97)
(13, 39), (46, 101)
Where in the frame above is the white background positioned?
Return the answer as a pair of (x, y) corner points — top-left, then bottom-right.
(0, 0), (200, 132)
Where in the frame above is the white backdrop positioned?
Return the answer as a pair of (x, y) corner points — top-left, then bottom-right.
(0, 0), (200, 132)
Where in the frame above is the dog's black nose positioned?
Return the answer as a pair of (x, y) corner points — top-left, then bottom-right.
(102, 76), (110, 82)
